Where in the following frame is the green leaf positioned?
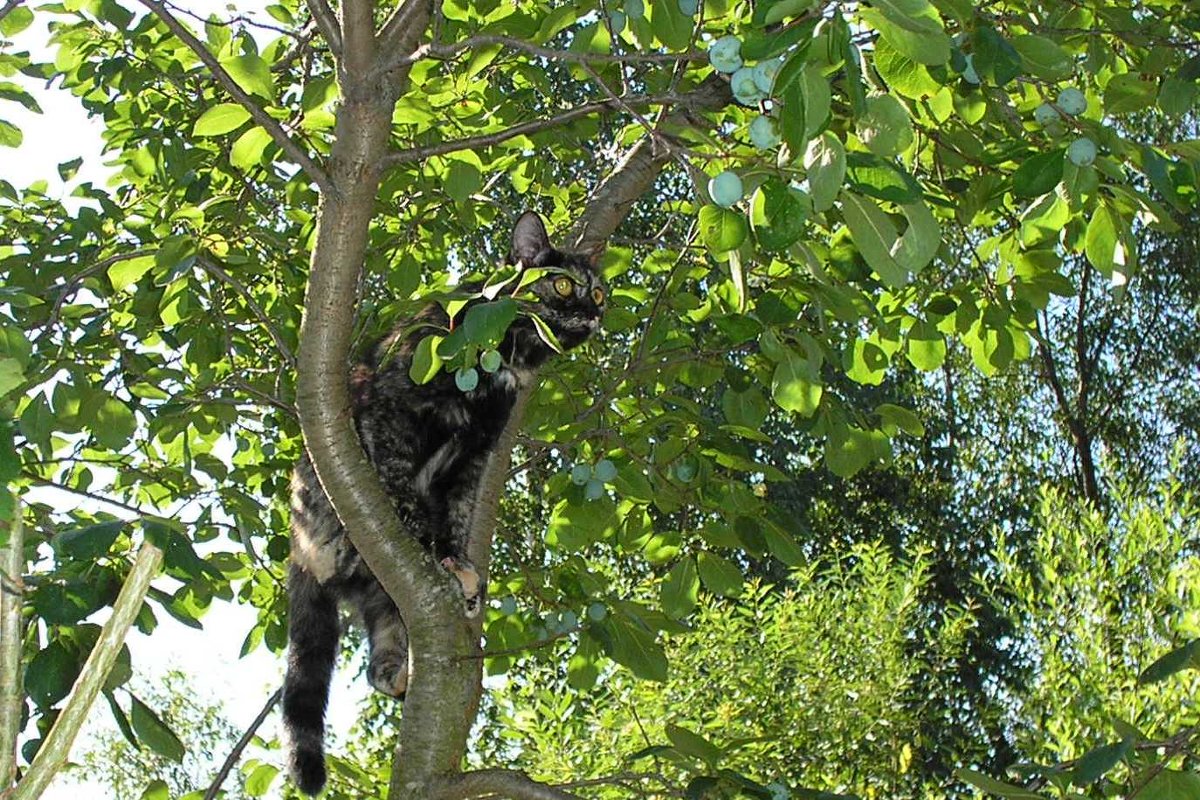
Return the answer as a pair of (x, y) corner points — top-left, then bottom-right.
(1070, 740), (1131, 786)
(955, 768), (1046, 799)
(108, 254), (156, 291)
(825, 423), (890, 477)
(651, 0), (692, 50)
(1011, 35), (1073, 80)
(1084, 203), (1121, 275)
(230, 126), (273, 169)
(1105, 73), (1157, 115)
(840, 191), (906, 287)
(666, 723), (723, 766)
(446, 159), (482, 202)
(0, 120), (23, 148)
(409, 335), (445, 384)
(140, 780), (170, 800)
(752, 179), (806, 251)
(761, 524), (805, 566)
(771, 349), (822, 416)
(529, 313), (564, 353)
(0, 357), (23, 399)
(857, 94), (914, 157)
(245, 763), (280, 797)
(696, 552), (743, 597)
(699, 205), (748, 253)
(721, 385), (768, 429)
(873, 36), (940, 98)
(25, 641), (79, 708)
(805, 132), (846, 212)
(876, 403), (925, 437)
(130, 694), (186, 763)
(1139, 770), (1200, 800)
(0, 5), (33, 35)
(661, 557), (699, 619)
(598, 616), (668, 681)
(548, 497), (616, 551)
(219, 55), (274, 100)
(51, 520), (125, 561)
(91, 397), (137, 451)
(1011, 148), (1065, 199)
(193, 103), (252, 136)
(462, 298), (517, 347)
(860, 9), (950, 66)
(1139, 639), (1200, 685)
(973, 26), (1022, 86)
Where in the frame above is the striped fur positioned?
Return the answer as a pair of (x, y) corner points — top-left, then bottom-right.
(282, 213), (604, 794)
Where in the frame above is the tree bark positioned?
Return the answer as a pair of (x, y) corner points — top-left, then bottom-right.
(0, 496), (24, 793)
(292, 3), (731, 794)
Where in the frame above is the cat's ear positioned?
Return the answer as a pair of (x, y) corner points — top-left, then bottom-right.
(586, 243), (607, 270)
(511, 212), (551, 265)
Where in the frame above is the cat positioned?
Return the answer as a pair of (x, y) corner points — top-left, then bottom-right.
(282, 212), (605, 796)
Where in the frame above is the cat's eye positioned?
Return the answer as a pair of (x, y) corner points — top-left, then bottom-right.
(591, 287), (605, 305)
(553, 277), (574, 298)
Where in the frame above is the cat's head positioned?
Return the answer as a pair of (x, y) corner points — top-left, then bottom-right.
(509, 212), (605, 353)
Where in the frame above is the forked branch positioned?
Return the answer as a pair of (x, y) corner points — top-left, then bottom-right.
(135, 0), (333, 194)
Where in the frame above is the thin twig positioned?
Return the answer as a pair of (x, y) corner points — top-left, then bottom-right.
(196, 256), (297, 369)
(404, 34), (705, 69)
(303, 0), (341, 55)
(135, 0), (333, 194)
(202, 688), (282, 800)
(384, 92), (689, 167)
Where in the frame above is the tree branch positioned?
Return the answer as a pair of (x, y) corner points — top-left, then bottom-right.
(384, 92), (692, 167)
(378, 0), (434, 56)
(196, 256), (296, 369)
(10, 543), (163, 800)
(402, 34), (705, 70)
(436, 769), (583, 800)
(202, 688), (281, 800)
(134, 0), (333, 194)
(0, 496), (24, 792)
(303, 0), (342, 56)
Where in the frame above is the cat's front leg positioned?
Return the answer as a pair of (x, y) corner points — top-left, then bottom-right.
(438, 555), (482, 617)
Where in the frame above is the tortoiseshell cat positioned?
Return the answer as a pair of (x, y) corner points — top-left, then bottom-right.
(283, 212), (605, 795)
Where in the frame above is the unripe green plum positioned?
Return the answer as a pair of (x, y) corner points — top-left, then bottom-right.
(608, 10), (626, 33)
(752, 59), (781, 94)
(708, 170), (743, 207)
(707, 35), (743, 74)
(1068, 136), (1097, 166)
(749, 115), (780, 149)
(455, 367), (479, 392)
(624, 0), (644, 18)
(1057, 87), (1087, 115)
(1033, 103), (1057, 126)
(570, 463), (592, 485)
(593, 458), (618, 482)
(479, 348), (502, 373)
(584, 478), (606, 500)
(678, 0), (698, 15)
(730, 66), (764, 105)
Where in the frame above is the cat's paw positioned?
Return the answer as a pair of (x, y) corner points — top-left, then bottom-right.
(368, 653), (409, 699)
(440, 556), (482, 618)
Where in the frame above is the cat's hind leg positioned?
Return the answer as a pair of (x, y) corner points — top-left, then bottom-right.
(360, 583), (410, 698)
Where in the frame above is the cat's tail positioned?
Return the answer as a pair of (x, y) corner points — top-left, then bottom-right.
(283, 562), (340, 796)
